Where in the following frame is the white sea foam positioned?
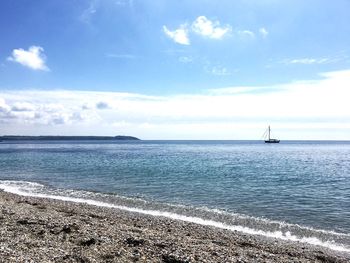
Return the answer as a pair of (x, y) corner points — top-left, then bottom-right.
(0, 180), (349, 253)
(196, 205), (350, 237)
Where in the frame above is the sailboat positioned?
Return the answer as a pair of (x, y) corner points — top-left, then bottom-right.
(264, 125), (280, 143)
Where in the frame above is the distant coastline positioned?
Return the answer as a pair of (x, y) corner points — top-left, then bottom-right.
(0, 135), (140, 141)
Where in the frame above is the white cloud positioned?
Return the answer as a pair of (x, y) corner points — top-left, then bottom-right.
(163, 17), (263, 45)
(114, 0), (133, 6)
(210, 66), (230, 76)
(178, 56), (193, 63)
(237, 30), (255, 38)
(105, 53), (136, 59)
(259, 27), (268, 38)
(80, 1), (97, 23)
(82, 104), (91, 110)
(11, 102), (35, 112)
(163, 16), (231, 45)
(209, 86), (258, 95)
(7, 46), (49, 71)
(1, 70), (350, 139)
(191, 16), (231, 39)
(163, 25), (190, 45)
(96, 101), (110, 109)
(283, 58), (331, 65)
(0, 98), (10, 113)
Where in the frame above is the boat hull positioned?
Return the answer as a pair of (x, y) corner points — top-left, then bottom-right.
(265, 139), (280, 143)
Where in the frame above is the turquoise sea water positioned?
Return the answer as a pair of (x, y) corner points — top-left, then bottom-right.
(0, 140), (350, 252)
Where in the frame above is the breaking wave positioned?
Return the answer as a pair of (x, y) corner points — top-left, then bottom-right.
(1, 180), (349, 253)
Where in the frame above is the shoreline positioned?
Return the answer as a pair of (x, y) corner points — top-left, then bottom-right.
(0, 190), (349, 262)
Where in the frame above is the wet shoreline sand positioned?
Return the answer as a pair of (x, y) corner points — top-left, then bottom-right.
(0, 190), (349, 262)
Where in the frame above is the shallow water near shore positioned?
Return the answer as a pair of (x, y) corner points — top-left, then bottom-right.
(1, 140), (350, 252)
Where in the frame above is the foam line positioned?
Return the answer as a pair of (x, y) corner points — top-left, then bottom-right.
(0, 181), (349, 253)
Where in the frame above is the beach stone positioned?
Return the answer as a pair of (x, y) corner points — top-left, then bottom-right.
(79, 237), (97, 246)
(162, 254), (190, 263)
(17, 218), (37, 225)
(125, 237), (145, 247)
(155, 242), (167, 249)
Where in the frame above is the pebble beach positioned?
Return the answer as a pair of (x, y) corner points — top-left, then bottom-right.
(0, 191), (349, 263)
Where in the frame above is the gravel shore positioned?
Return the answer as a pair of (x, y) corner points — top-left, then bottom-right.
(0, 190), (349, 262)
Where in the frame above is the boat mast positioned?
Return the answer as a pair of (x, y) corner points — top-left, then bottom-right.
(268, 125), (270, 140)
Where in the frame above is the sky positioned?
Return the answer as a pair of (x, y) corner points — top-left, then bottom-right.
(1, 0), (350, 139)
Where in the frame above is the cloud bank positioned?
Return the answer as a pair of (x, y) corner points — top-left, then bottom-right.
(1, 69), (350, 139)
(7, 46), (49, 71)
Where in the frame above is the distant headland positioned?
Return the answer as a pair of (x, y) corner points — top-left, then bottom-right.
(0, 135), (140, 141)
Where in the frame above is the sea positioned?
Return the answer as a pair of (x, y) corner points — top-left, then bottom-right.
(0, 140), (349, 253)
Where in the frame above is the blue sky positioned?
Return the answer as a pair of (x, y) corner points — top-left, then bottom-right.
(1, 0), (350, 139)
